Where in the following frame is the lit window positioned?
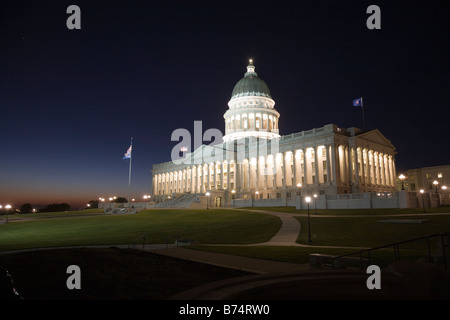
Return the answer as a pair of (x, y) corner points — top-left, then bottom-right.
(438, 173), (443, 178)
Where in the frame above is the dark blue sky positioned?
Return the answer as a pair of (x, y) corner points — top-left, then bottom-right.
(1, 0), (449, 208)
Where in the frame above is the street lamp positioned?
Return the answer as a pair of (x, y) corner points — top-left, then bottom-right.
(305, 197), (312, 244)
(433, 180), (439, 206)
(399, 174), (406, 190)
(205, 192), (210, 209)
(5, 204), (12, 223)
(313, 194), (318, 215)
(420, 189), (426, 213)
(297, 183), (302, 210)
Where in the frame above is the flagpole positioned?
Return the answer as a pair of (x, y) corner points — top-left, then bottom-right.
(361, 97), (366, 131)
(128, 137), (133, 203)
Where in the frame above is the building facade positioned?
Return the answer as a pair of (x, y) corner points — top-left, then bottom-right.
(151, 61), (397, 207)
(401, 165), (450, 205)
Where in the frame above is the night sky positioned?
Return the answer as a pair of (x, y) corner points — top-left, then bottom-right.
(1, 0), (449, 208)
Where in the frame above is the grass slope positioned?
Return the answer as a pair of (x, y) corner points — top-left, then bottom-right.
(0, 209), (281, 251)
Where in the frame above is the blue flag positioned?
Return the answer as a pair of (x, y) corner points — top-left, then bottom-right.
(353, 98), (363, 107)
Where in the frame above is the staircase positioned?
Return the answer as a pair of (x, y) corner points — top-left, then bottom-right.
(150, 193), (200, 208)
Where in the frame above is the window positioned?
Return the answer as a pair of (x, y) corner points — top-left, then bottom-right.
(286, 192), (291, 198)
(426, 173), (431, 179)
(276, 193), (281, 199)
(438, 173), (443, 178)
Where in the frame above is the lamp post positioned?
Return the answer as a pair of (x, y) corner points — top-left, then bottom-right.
(205, 192), (210, 209)
(399, 174), (406, 190)
(305, 197), (312, 244)
(420, 189), (426, 213)
(313, 194), (318, 215)
(442, 186), (448, 205)
(297, 183), (302, 210)
(433, 180), (439, 206)
(5, 204), (11, 223)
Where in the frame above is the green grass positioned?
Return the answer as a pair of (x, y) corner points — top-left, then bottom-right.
(6, 208), (105, 220)
(245, 206), (450, 215)
(0, 209), (281, 251)
(294, 214), (450, 247)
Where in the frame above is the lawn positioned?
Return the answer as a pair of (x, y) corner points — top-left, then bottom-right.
(294, 214), (450, 247)
(0, 209), (281, 251)
(245, 206), (450, 215)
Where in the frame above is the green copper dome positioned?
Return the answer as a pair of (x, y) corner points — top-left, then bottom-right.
(231, 60), (272, 99)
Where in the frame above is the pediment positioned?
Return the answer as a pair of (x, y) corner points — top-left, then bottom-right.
(356, 129), (395, 149)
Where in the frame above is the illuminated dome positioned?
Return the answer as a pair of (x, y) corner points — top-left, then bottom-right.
(223, 59), (280, 142)
(231, 60), (272, 99)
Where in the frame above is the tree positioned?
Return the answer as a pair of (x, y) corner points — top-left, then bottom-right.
(114, 197), (128, 203)
(20, 203), (33, 213)
(42, 203), (71, 212)
(87, 200), (99, 208)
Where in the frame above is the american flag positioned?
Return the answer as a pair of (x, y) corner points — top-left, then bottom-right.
(123, 145), (132, 159)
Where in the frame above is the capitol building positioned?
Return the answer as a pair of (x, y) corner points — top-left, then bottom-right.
(151, 60), (397, 208)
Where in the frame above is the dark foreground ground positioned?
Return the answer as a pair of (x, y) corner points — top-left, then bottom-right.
(2, 247), (450, 301)
(0, 247), (250, 300)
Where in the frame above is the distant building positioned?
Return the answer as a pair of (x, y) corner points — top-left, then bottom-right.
(151, 60), (398, 207)
(405, 165), (450, 205)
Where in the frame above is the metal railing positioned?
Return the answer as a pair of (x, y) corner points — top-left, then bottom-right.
(330, 232), (450, 270)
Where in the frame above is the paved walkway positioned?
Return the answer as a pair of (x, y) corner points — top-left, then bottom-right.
(147, 209), (368, 274)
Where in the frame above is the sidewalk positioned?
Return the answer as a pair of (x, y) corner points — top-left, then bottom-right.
(151, 246), (313, 274)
